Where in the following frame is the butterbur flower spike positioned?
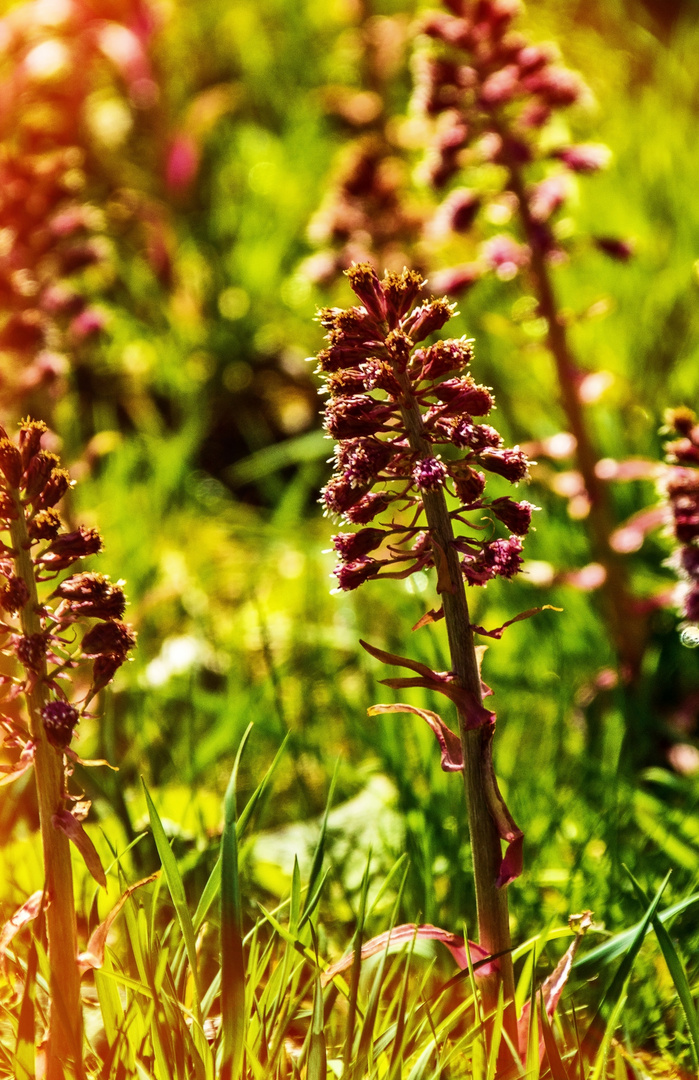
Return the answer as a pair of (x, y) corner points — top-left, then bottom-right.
(316, 264), (544, 1033)
(662, 408), (699, 645)
(317, 264), (533, 597)
(0, 418), (135, 1073)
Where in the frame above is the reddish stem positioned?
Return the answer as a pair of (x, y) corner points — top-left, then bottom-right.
(395, 369), (517, 1040)
(9, 493), (83, 1080)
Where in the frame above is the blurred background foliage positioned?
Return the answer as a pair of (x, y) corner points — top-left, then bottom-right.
(1, 0), (699, 1063)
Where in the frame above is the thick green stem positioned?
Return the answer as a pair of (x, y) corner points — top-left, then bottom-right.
(9, 495), (82, 1080)
(396, 376), (517, 1039)
(502, 148), (646, 679)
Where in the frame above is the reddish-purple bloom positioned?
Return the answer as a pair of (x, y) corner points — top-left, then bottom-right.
(42, 700), (79, 750)
(662, 409), (699, 637)
(333, 557), (382, 592)
(315, 265), (534, 590)
(332, 528), (388, 562)
(413, 456), (448, 491)
(490, 497), (535, 535)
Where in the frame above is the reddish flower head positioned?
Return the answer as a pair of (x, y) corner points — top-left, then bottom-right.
(315, 266), (534, 591)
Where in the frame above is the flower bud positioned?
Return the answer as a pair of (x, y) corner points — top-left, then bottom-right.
(28, 509), (62, 541)
(38, 527), (102, 570)
(53, 572), (126, 620)
(490, 496), (534, 534)
(480, 64), (520, 106)
(415, 338), (474, 381)
(335, 438), (395, 486)
(90, 652), (126, 694)
(0, 575), (30, 614)
(42, 700), (79, 749)
(345, 263), (388, 321)
(0, 439), (23, 488)
(413, 456), (448, 490)
(82, 620), (136, 660)
(431, 378), (494, 417)
(521, 66), (581, 106)
(479, 447), (530, 482)
(593, 237), (634, 262)
(322, 476), (370, 516)
(382, 269), (426, 321)
(428, 264), (483, 297)
(402, 299), (455, 343)
(15, 632), (49, 673)
(34, 468), (71, 510)
(18, 419), (48, 469)
(345, 491), (392, 524)
(553, 144), (610, 173)
(454, 468), (487, 503)
(332, 528), (388, 562)
(324, 396), (394, 439)
(333, 557), (381, 592)
(24, 451), (60, 500)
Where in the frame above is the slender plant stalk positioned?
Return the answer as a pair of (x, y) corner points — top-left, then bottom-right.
(319, 266), (533, 1051)
(9, 492), (83, 1079)
(396, 373), (516, 1034)
(501, 147), (646, 679)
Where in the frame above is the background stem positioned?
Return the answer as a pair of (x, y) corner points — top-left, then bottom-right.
(502, 147), (647, 679)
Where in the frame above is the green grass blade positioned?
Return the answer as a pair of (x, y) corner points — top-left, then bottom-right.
(574, 891), (699, 973)
(406, 1040), (435, 1080)
(192, 856), (221, 937)
(290, 856), (302, 935)
(12, 928), (38, 1080)
(192, 735), (288, 938)
(589, 990), (628, 1080)
(485, 985), (505, 1080)
(356, 863), (409, 1077)
(300, 760), (338, 929)
(226, 429), (326, 485)
(258, 904), (351, 1001)
(343, 850), (372, 1076)
(307, 932), (328, 1080)
(525, 960), (539, 1080)
(626, 871), (699, 1073)
(220, 733), (248, 1080)
(582, 871), (670, 1059)
(236, 732), (289, 840)
(539, 998), (571, 1080)
(387, 927), (419, 1080)
(141, 778), (202, 1024)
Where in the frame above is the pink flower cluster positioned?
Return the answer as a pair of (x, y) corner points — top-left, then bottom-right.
(0, 0), (164, 408)
(664, 408), (699, 626)
(414, 0), (627, 293)
(316, 263), (534, 591)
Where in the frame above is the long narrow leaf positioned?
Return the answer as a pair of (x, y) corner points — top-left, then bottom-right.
(308, 931), (328, 1080)
(220, 729), (249, 1080)
(626, 871), (699, 1073)
(12, 927), (39, 1080)
(300, 760), (338, 929)
(142, 779), (202, 1024)
(574, 891), (699, 972)
(582, 872), (670, 1059)
(343, 851), (372, 1075)
(192, 736), (288, 938)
